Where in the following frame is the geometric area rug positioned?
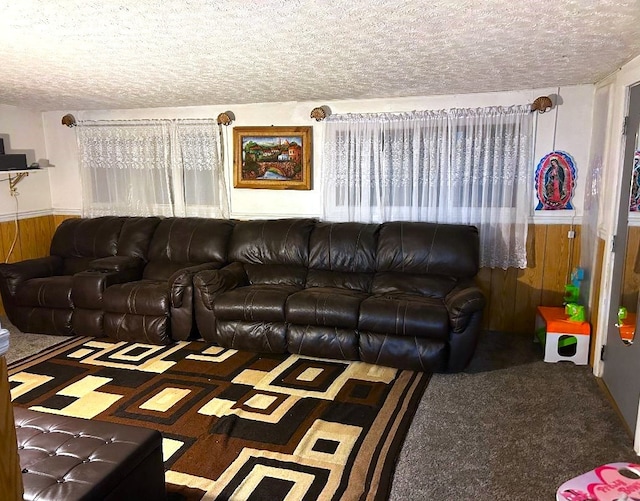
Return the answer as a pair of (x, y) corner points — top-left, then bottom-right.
(9, 337), (430, 500)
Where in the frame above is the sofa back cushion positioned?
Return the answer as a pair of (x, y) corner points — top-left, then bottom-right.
(117, 217), (162, 260)
(372, 222), (479, 296)
(50, 217), (125, 275)
(143, 218), (235, 281)
(229, 219), (315, 286)
(375, 222), (479, 277)
(306, 222), (378, 291)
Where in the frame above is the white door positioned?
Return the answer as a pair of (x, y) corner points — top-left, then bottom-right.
(602, 82), (640, 451)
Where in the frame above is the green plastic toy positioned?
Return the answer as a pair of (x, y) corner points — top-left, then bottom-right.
(617, 306), (628, 326)
(563, 267), (585, 305)
(565, 303), (585, 322)
(564, 284), (580, 304)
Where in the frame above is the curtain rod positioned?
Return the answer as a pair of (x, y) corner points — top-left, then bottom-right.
(61, 96), (553, 127)
(61, 112), (235, 128)
(310, 95), (554, 121)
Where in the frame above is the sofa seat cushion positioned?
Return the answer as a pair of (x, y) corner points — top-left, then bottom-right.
(12, 307), (73, 336)
(216, 321), (287, 353)
(371, 272), (457, 298)
(62, 257), (97, 276)
(287, 325), (359, 360)
(15, 276), (73, 308)
(214, 285), (301, 322)
(358, 293), (450, 341)
(306, 270), (373, 292)
(244, 264), (308, 287)
(103, 280), (169, 316)
(104, 312), (170, 345)
(285, 287), (369, 329)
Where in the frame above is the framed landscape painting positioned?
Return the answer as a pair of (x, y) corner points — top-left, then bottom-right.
(233, 126), (312, 189)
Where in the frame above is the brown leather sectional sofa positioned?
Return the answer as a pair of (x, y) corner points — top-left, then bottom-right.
(0, 216), (485, 372)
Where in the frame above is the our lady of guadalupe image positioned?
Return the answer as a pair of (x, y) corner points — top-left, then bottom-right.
(629, 151), (640, 211)
(535, 151), (576, 210)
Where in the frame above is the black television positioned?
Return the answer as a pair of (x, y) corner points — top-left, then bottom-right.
(0, 154), (28, 171)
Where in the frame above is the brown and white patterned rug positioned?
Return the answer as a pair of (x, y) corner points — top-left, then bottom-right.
(9, 337), (430, 500)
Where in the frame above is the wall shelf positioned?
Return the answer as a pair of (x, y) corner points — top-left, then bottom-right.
(0, 169), (43, 193)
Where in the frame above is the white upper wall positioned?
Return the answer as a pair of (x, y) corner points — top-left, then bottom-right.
(36, 84), (594, 220)
(0, 104), (52, 218)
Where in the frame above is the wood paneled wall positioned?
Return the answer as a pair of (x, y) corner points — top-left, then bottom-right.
(0, 216), (586, 336)
(0, 215), (55, 264)
(477, 224), (582, 334)
(0, 214), (77, 265)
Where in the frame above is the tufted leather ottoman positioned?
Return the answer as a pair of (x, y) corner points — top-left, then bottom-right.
(14, 407), (166, 500)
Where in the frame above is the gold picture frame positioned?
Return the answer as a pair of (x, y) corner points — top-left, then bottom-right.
(233, 126), (312, 190)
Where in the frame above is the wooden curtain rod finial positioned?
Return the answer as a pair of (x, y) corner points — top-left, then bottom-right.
(310, 105), (332, 121)
(531, 96), (553, 114)
(61, 114), (77, 127)
(217, 111), (235, 126)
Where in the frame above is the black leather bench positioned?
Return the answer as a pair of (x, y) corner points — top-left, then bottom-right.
(14, 407), (166, 500)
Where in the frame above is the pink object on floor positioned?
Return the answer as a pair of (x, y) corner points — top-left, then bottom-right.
(556, 462), (640, 500)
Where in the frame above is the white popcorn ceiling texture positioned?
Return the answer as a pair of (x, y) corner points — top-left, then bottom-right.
(0, 0), (639, 111)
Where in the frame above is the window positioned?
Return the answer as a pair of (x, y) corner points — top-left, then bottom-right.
(322, 106), (533, 268)
(77, 119), (228, 218)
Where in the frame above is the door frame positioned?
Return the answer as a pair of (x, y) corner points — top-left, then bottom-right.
(603, 82), (640, 446)
(593, 79), (640, 454)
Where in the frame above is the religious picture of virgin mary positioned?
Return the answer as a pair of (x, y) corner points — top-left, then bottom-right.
(629, 152), (640, 211)
(535, 151), (576, 210)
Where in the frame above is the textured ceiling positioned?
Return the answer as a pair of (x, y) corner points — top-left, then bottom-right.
(0, 0), (639, 111)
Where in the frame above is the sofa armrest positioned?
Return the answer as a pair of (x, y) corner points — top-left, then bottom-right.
(89, 256), (144, 273)
(193, 262), (248, 311)
(444, 282), (486, 333)
(72, 269), (144, 308)
(0, 256), (63, 296)
(168, 262), (226, 308)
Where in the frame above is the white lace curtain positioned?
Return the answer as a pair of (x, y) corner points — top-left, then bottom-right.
(77, 119), (229, 218)
(322, 106), (533, 269)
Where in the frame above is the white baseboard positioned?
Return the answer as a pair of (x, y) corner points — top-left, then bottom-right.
(52, 208), (82, 216)
(0, 208), (52, 223)
(529, 211), (582, 225)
